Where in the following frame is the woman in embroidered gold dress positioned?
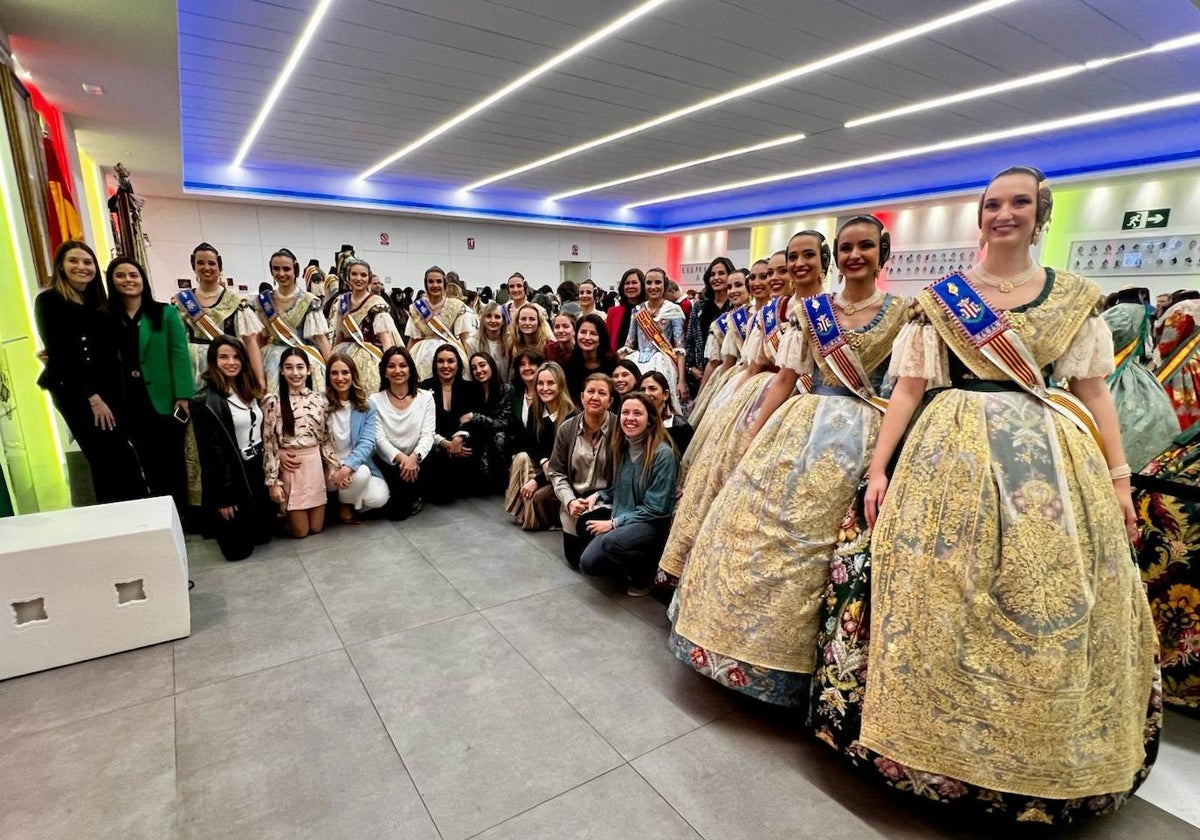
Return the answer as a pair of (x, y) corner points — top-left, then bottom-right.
(256, 248), (331, 395)
(331, 258), (401, 394)
(668, 218), (906, 706)
(175, 243), (265, 516)
(841, 167), (1158, 823)
(658, 233), (819, 582)
(685, 258), (772, 432)
(406, 265), (473, 382)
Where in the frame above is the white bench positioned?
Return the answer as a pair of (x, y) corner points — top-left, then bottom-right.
(0, 496), (191, 680)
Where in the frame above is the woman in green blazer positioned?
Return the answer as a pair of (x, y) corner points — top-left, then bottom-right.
(106, 256), (194, 506)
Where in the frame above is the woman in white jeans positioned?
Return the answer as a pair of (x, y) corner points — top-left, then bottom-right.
(324, 354), (389, 522)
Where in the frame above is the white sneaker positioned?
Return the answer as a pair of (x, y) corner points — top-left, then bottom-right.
(626, 585), (652, 597)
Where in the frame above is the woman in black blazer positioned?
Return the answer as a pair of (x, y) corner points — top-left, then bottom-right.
(34, 240), (146, 503)
(190, 336), (275, 561)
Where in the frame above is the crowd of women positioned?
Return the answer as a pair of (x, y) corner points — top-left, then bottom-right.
(32, 163), (1200, 827)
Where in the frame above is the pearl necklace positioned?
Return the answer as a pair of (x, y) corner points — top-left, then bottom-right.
(833, 288), (884, 315)
(973, 262), (1041, 294)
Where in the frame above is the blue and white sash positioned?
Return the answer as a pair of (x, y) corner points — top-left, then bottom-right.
(801, 293), (887, 412)
(176, 289), (223, 341)
(338, 293), (383, 361)
(929, 274), (1102, 449)
(731, 305), (751, 340)
(413, 298), (468, 357)
(259, 291), (325, 370)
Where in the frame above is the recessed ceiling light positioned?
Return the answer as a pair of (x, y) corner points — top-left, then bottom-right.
(622, 90), (1200, 209)
(358, 0), (674, 180)
(463, 0), (1024, 191)
(845, 31), (1200, 129)
(81, 83), (105, 96)
(549, 132), (807, 201)
(233, 0), (336, 168)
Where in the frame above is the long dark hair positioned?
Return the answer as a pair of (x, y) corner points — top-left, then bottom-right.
(701, 257), (735, 302)
(378, 346), (418, 395)
(638, 370), (674, 419)
(324, 352), (369, 411)
(469, 351), (504, 409)
(275, 347), (312, 437)
(573, 313), (616, 365)
(105, 257), (164, 327)
(202, 336), (260, 402)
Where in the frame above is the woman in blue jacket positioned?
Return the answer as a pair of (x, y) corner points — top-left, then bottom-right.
(324, 353), (389, 523)
(579, 391), (678, 596)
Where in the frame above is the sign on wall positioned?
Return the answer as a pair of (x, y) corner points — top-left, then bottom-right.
(1122, 208), (1170, 230)
(678, 262), (708, 288)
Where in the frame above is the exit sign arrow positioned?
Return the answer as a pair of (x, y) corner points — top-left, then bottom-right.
(1122, 208), (1171, 230)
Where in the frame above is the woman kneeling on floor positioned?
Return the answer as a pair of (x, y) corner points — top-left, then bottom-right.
(579, 391), (677, 596)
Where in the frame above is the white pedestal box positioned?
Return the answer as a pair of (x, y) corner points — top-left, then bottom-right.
(0, 496), (191, 680)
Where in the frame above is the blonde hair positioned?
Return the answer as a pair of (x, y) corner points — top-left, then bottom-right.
(509, 302), (553, 355)
(532, 362), (576, 435)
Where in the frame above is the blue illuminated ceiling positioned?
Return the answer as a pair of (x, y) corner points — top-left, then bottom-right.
(178, 0), (1200, 231)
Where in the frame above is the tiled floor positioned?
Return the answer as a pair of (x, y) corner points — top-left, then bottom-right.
(2, 496), (1198, 840)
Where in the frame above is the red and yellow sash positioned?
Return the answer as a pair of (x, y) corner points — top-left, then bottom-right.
(634, 305), (678, 361)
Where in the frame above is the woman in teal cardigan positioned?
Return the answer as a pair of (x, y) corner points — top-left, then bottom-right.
(106, 257), (193, 507)
(579, 391), (678, 596)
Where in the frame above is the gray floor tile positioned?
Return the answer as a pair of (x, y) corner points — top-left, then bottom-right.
(1137, 710), (1200, 828)
(173, 557), (341, 692)
(473, 766), (701, 840)
(0, 697), (176, 840)
(633, 710), (889, 840)
(185, 531), (298, 574)
(349, 613), (621, 840)
(299, 537), (473, 645)
(484, 583), (736, 759)
(0, 643), (175, 742)
(402, 521), (578, 609)
(175, 650), (437, 840)
(291, 518), (400, 553)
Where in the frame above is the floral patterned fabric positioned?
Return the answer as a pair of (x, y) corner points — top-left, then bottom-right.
(1155, 300), (1200, 432)
(811, 494), (1163, 825)
(862, 270), (1159, 800)
(1135, 424), (1200, 716)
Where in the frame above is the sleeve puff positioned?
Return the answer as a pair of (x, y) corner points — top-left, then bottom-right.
(886, 318), (950, 389)
(369, 304), (400, 343)
(234, 301), (265, 338)
(777, 324), (813, 376)
(303, 304), (330, 340)
(703, 329), (720, 361)
(1052, 315), (1115, 382)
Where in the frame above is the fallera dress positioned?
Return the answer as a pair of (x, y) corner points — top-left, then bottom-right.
(1102, 301), (1179, 469)
(669, 294), (908, 706)
(815, 269), (1160, 825)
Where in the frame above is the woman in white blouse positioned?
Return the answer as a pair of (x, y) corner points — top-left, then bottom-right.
(368, 346), (435, 520)
(325, 353), (389, 523)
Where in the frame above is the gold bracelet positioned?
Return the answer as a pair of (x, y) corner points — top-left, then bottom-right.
(1109, 463), (1132, 480)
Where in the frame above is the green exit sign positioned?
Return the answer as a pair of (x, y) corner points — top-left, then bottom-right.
(1122, 208), (1170, 230)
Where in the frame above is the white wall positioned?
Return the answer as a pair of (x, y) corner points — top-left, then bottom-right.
(139, 196), (668, 301)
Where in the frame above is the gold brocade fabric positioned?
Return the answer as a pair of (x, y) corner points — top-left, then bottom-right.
(660, 372), (775, 577)
(672, 298), (908, 672)
(679, 366), (752, 481)
(688, 363), (738, 431)
(262, 292), (327, 395)
(332, 294), (395, 394)
(860, 273), (1158, 799)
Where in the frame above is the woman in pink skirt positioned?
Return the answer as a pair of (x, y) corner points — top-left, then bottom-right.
(263, 347), (336, 538)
